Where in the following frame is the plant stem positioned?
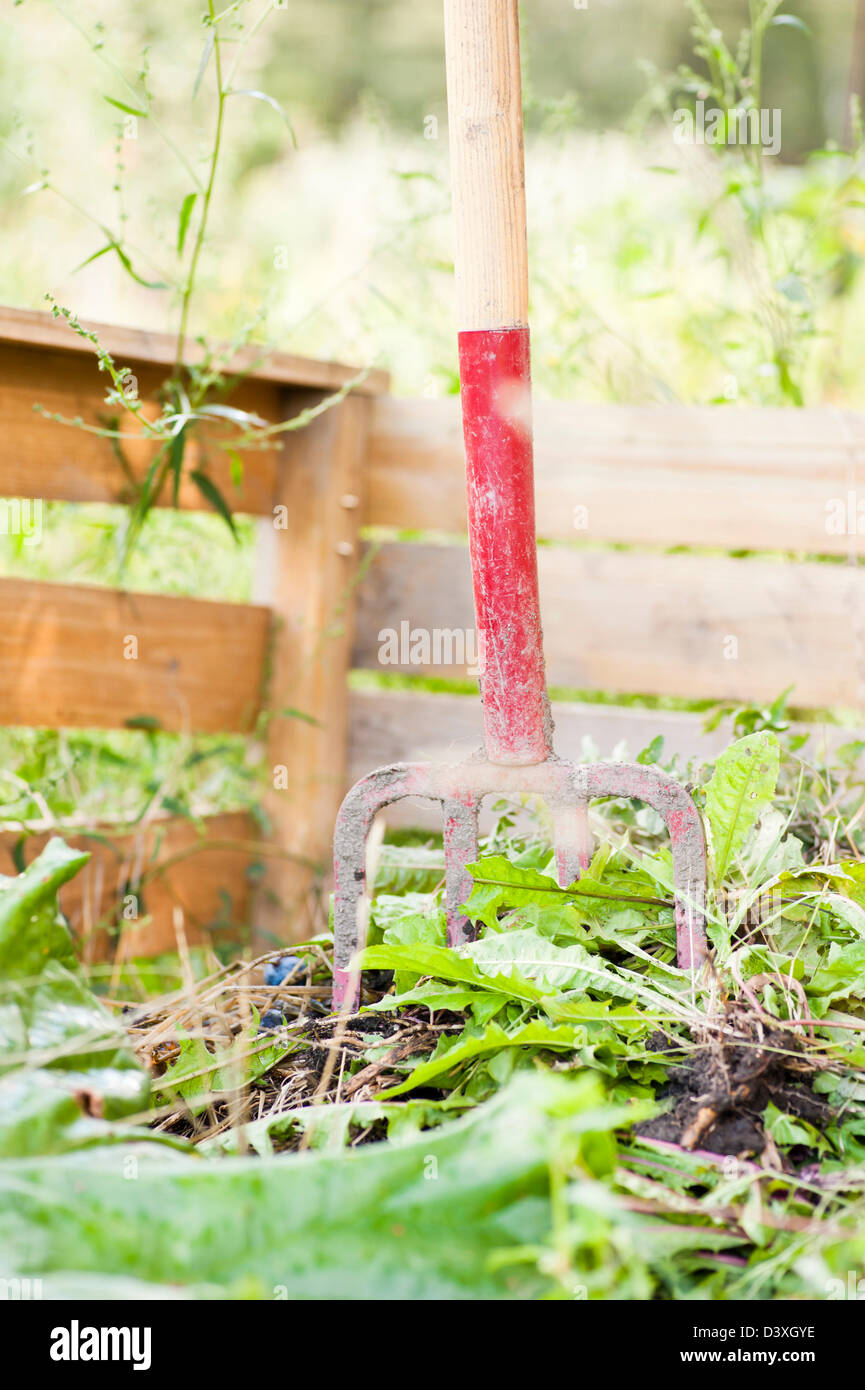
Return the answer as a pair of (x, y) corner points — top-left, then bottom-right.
(174, 0), (226, 377)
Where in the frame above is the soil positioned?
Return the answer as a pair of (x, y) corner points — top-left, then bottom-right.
(637, 1026), (831, 1159)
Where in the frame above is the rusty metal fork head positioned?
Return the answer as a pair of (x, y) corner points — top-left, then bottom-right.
(332, 755), (707, 1011)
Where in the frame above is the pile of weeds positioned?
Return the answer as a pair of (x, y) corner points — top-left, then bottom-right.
(5, 716), (865, 1298)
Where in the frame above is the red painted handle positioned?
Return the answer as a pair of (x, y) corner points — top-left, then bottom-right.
(459, 326), (551, 765)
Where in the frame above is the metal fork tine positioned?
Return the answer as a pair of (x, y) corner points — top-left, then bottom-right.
(442, 796), (479, 946)
(551, 802), (593, 888)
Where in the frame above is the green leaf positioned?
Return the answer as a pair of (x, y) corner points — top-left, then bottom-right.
(112, 242), (169, 291)
(374, 845), (445, 896)
(462, 854), (671, 933)
(636, 735), (664, 766)
(703, 732), (780, 881)
(278, 706), (319, 725)
(370, 980), (487, 1016)
(157, 1023), (292, 1117)
(359, 931), (690, 1018)
(765, 1102), (826, 1152)
(808, 941), (865, 1001)
(226, 449), (244, 488)
(377, 1020), (586, 1098)
(123, 714), (162, 731)
(72, 242), (116, 274)
(168, 424), (187, 506)
(768, 15), (811, 36)
(196, 403), (269, 427)
(0, 840), (150, 1156)
(190, 469), (238, 540)
(206, 1094), (470, 1155)
(176, 192), (197, 255)
(75, 240), (168, 291)
(192, 31), (215, 99)
(463, 929), (690, 1016)
(380, 909), (445, 949)
(228, 89), (298, 147)
(357, 941), (543, 1005)
(104, 96), (148, 118)
(0, 836), (89, 980)
(0, 1072), (636, 1299)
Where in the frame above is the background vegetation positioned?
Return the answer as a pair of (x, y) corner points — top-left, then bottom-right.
(2, 0), (865, 946)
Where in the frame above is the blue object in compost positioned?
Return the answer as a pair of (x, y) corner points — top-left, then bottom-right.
(264, 955), (302, 987)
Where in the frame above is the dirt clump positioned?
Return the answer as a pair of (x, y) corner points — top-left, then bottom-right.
(637, 1025), (830, 1159)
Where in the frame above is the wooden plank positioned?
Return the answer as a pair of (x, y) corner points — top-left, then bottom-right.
(0, 578), (269, 733)
(347, 688), (860, 829)
(0, 340), (280, 514)
(368, 398), (865, 555)
(0, 811), (258, 961)
(255, 393), (372, 942)
(353, 541), (865, 710)
(0, 305), (389, 395)
(348, 686), (730, 775)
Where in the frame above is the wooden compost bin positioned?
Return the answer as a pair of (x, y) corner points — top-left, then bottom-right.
(0, 305), (863, 957)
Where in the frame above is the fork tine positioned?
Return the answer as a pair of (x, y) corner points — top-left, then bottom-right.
(552, 802), (593, 888)
(443, 796), (479, 946)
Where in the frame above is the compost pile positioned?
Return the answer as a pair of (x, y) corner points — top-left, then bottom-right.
(5, 723), (865, 1299)
(127, 947), (460, 1151)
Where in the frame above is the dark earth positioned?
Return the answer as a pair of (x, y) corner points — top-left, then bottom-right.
(637, 1027), (831, 1158)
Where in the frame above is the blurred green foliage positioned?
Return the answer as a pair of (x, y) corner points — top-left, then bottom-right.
(1, 0), (864, 942)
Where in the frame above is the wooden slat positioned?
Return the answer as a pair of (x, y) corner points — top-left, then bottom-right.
(0, 341), (281, 514)
(348, 686), (730, 774)
(369, 398), (865, 555)
(0, 305), (389, 395)
(0, 811), (258, 960)
(353, 542), (865, 710)
(255, 395), (372, 943)
(347, 688), (859, 829)
(0, 578), (270, 732)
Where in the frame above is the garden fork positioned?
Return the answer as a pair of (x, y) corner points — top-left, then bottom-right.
(332, 0), (707, 1011)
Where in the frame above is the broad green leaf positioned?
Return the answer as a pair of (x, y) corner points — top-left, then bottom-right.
(207, 1094), (471, 1155)
(0, 837), (90, 979)
(374, 845), (445, 896)
(357, 941), (542, 1005)
(765, 1102), (827, 1152)
(463, 929), (692, 1016)
(463, 854), (670, 932)
(0, 841), (149, 1155)
(808, 941), (865, 1001)
(378, 1020), (587, 1097)
(0, 1072), (631, 1300)
(157, 1023), (293, 1117)
(378, 907), (446, 992)
(381, 909), (445, 949)
(704, 732), (780, 881)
